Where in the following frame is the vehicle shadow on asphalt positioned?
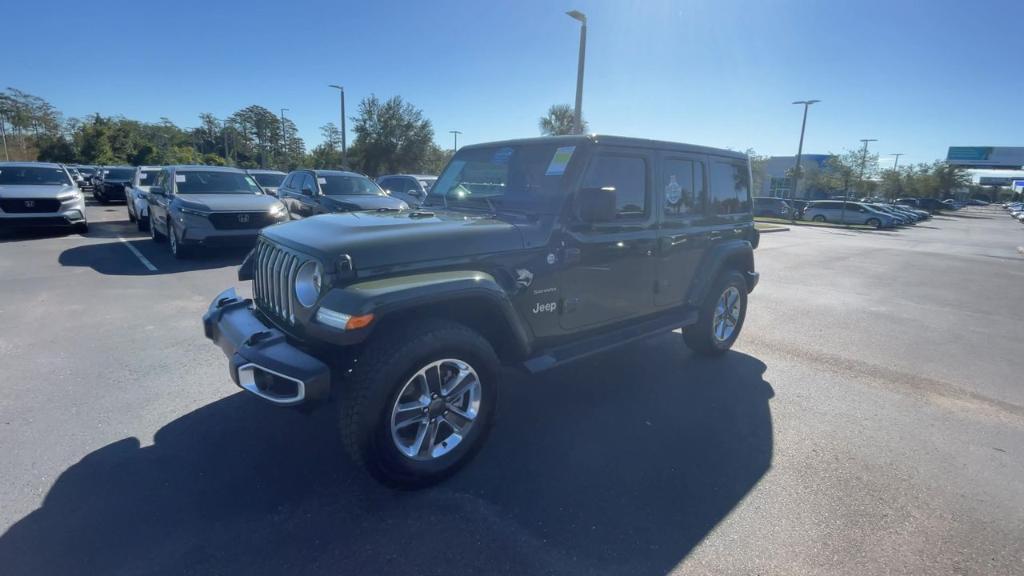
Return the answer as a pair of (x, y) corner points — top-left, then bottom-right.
(58, 239), (249, 275)
(0, 335), (774, 576)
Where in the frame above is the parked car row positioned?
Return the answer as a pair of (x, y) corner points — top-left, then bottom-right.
(1004, 201), (1024, 224)
(754, 197), (932, 228)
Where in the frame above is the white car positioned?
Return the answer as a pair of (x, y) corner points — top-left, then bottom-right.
(0, 162), (88, 234)
(126, 165), (162, 231)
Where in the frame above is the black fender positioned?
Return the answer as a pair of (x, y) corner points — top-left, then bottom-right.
(686, 239), (758, 307)
(317, 270), (532, 361)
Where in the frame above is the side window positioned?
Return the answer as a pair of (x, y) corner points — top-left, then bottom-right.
(661, 158), (705, 217)
(379, 177), (396, 192)
(280, 173), (295, 191)
(709, 161), (751, 216)
(401, 178), (419, 193)
(299, 173), (314, 196)
(581, 155), (647, 220)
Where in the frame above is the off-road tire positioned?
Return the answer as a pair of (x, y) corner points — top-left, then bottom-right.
(340, 319), (500, 489)
(684, 270), (748, 356)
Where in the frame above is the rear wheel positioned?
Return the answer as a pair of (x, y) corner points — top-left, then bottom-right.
(94, 189), (108, 205)
(340, 319), (499, 489)
(137, 214), (149, 232)
(812, 215), (826, 222)
(684, 270), (748, 356)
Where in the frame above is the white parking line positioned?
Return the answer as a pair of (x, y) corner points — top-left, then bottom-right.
(117, 235), (158, 272)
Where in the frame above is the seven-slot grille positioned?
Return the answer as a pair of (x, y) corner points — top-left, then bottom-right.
(0, 198), (62, 213)
(253, 240), (308, 324)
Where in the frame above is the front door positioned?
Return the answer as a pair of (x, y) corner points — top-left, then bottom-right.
(654, 153), (710, 307)
(558, 148), (658, 331)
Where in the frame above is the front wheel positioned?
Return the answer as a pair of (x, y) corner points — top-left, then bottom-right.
(866, 218), (881, 229)
(684, 270), (748, 355)
(150, 217), (165, 243)
(168, 224), (189, 259)
(340, 319), (499, 489)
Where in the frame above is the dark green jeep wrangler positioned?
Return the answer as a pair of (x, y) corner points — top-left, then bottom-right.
(203, 135), (759, 487)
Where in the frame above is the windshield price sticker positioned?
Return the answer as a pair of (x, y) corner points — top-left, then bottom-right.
(139, 173), (149, 180)
(545, 146), (575, 176)
(318, 177), (327, 184)
(175, 174), (187, 183)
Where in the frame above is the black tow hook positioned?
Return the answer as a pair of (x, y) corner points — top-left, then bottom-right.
(245, 330), (274, 347)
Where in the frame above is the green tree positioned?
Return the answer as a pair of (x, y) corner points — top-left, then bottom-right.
(349, 95), (435, 176)
(538, 103), (586, 136)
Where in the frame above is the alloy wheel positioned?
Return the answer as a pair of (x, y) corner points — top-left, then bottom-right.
(390, 358), (482, 461)
(712, 286), (742, 343)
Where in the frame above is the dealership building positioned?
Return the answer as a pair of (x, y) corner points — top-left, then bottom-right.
(757, 154), (833, 198)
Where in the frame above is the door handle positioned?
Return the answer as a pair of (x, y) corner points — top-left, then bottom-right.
(668, 234), (688, 246)
(708, 231), (722, 240)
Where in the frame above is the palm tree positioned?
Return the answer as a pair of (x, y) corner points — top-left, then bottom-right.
(538, 104), (587, 136)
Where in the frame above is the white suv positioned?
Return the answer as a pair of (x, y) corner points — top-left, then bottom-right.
(0, 162), (88, 234)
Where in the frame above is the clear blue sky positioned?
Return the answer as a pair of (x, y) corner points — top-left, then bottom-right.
(6, 0), (1023, 173)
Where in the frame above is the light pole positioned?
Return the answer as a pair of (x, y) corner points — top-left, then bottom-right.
(858, 138), (877, 186)
(889, 153), (903, 204)
(328, 85), (347, 168)
(790, 99), (819, 222)
(566, 10), (587, 134)
(449, 130), (462, 152)
(280, 108), (290, 168)
(0, 115), (9, 161)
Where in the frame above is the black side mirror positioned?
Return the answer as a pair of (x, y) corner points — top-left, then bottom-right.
(302, 186), (315, 196)
(577, 187), (617, 223)
(408, 189), (422, 198)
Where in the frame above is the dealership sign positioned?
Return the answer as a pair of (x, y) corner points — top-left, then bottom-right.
(946, 147), (1024, 169)
(979, 176), (1019, 186)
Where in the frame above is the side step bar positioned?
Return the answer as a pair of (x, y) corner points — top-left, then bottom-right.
(522, 307), (699, 374)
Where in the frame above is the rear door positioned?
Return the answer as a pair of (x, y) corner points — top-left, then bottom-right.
(706, 157), (753, 249)
(654, 152), (710, 307)
(558, 147), (659, 331)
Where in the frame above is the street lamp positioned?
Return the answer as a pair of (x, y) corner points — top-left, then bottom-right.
(566, 10), (587, 134)
(280, 108), (290, 168)
(790, 99), (819, 223)
(449, 130), (462, 152)
(858, 138), (878, 184)
(889, 153), (904, 204)
(328, 85), (347, 168)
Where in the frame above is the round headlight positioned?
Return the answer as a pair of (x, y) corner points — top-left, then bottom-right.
(294, 260), (323, 308)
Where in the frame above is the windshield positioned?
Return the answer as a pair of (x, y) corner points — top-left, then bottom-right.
(175, 171), (261, 195)
(251, 173), (285, 188)
(426, 143), (573, 214)
(0, 166), (72, 186)
(137, 170), (159, 187)
(319, 174), (383, 196)
(104, 168), (135, 180)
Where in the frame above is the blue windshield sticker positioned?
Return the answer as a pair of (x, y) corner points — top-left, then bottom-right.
(491, 147), (514, 165)
(545, 146), (575, 176)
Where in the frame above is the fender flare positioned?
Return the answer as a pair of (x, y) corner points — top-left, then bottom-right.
(318, 270), (532, 360)
(686, 240), (756, 307)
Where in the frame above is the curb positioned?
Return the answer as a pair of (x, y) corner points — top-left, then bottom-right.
(757, 226), (790, 234)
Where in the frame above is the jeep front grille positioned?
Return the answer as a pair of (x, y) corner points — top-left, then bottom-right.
(252, 240), (306, 324)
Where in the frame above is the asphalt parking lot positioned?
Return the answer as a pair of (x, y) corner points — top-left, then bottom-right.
(1, 203), (1022, 575)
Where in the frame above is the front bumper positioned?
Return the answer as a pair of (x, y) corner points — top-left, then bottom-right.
(0, 204), (86, 228)
(203, 288), (331, 406)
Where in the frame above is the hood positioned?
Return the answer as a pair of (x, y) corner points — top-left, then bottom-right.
(175, 193), (282, 212)
(0, 184), (78, 199)
(263, 209), (524, 270)
(320, 194), (408, 212)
